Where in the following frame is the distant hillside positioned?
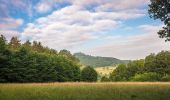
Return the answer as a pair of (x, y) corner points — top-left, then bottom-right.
(74, 53), (129, 67)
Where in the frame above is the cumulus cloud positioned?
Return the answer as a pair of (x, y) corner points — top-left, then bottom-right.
(1, 0), (166, 60)
(83, 24), (170, 60)
(35, 0), (148, 13)
(100, 0), (148, 11)
(22, 3), (145, 50)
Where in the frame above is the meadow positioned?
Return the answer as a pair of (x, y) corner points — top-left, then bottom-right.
(0, 82), (170, 100)
(95, 66), (116, 76)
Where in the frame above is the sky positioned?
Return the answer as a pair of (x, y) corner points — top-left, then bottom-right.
(0, 0), (170, 60)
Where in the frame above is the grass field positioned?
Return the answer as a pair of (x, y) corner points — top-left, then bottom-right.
(0, 82), (170, 100)
(95, 66), (116, 76)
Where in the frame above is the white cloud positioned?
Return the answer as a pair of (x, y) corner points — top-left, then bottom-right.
(68, 0), (149, 15)
(35, 0), (69, 13)
(35, 0), (149, 13)
(35, 2), (52, 13)
(83, 24), (170, 60)
(0, 30), (20, 40)
(22, 3), (145, 50)
(0, 17), (23, 40)
(0, 18), (23, 30)
(93, 0), (149, 11)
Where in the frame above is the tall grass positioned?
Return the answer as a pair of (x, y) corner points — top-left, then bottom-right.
(0, 82), (170, 100)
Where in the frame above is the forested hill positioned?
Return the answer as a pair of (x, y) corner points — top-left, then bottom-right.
(74, 53), (129, 67)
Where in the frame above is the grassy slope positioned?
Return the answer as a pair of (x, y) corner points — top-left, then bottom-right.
(74, 53), (128, 67)
(0, 82), (170, 100)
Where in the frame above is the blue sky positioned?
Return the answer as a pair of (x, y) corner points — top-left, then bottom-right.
(0, 0), (170, 59)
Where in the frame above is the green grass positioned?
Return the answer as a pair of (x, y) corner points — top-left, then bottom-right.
(0, 82), (170, 100)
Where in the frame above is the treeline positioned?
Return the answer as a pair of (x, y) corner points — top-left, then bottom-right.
(0, 35), (97, 82)
(107, 51), (170, 82)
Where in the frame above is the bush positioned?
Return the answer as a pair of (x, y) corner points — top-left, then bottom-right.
(131, 72), (161, 82)
(81, 66), (98, 82)
(101, 76), (110, 82)
(161, 75), (170, 82)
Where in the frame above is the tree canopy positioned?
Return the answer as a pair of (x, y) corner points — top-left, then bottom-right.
(0, 35), (81, 82)
(110, 51), (170, 82)
(148, 0), (170, 41)
(81, 66), (98, 82)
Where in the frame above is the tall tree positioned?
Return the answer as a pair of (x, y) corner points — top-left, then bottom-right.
(9, 36), (20, 49)
(0, 35), (83, 83)
(110, 64), (127, 81)
(144, 51), (170, 74)
(0, 35), (6, 52)
(0, 35), (12, 82)
(148, 0), (170, 41)
(23, 40), (31, 48)
(59, 49), (80, 64)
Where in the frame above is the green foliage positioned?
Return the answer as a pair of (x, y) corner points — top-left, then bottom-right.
(81, 66), (98, 82)
(74, 52), (128, 67)
(161, 74), (170, 81)
(9, 36), (21, 50)
(144, 53), (156, 72)
(144, 51), (170, 74)
(0, 35), (81, 83)
(59, 49), (80, 64)
(131, 72), (161, 82)
(110, 60), (144, 81)
(110, 64), (127, 81)
(110, 51), (170, 82)
(148, 0), (170, 41)
(0, 35), (6, 52)
(101, 76), (110, 82)
(125, 60), (144, 79)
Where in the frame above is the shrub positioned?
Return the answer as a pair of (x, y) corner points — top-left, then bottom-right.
(131, 72), (161, 82)
(161, 74), (170, 82)
(81, 66), (98, 82)
(101, 76), (110, 82)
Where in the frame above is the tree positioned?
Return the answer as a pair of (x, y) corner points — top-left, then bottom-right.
(144, 51), (170, 74)
(81, 66), (98, 82)
(144, 53), (156, 72)
(0, 35), (82, 83)
(101, 76), (110, 82)
(161, 74), (170, 81)
(0, 35), (14, 82)
(154, 51), (170, 74)
(23, 40), (31, 49)
(126, 60), (144, 78)
(0, 35), (6, 52)
(110, 60), (144, 81)
(148, 0), (170, 41)
(110, 64), (128, 81)
(9, 36), (20, 49)
(131, 72), (161, 82)
(59, 49), (80, 64)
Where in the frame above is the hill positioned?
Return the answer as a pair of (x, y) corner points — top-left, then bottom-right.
(74, 53), (129, 67)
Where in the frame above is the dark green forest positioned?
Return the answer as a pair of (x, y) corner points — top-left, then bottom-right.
(0, 35), (97, 82)
(74, 52), (128, 67)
